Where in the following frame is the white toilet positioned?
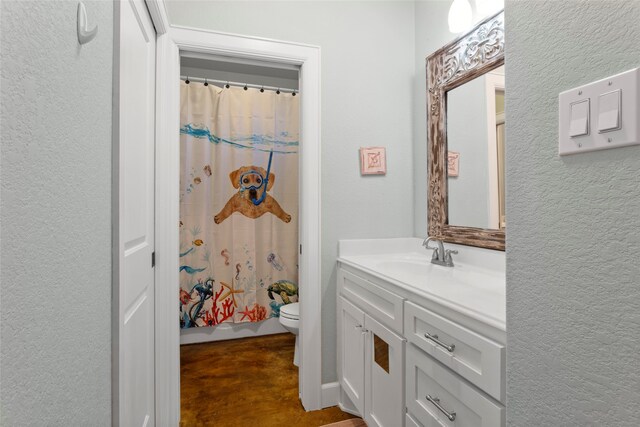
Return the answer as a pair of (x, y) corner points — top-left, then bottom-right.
(279, 302), (300, 366)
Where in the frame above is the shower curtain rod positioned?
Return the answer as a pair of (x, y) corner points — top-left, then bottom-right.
(180, 76), (298, 94)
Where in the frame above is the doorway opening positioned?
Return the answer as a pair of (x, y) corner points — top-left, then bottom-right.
(177, 54), (305, 422)
(178, 54), (301, 345)
(153, 26), (323, 424)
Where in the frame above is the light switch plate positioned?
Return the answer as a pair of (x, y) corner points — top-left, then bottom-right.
(559, 67), (639, 155)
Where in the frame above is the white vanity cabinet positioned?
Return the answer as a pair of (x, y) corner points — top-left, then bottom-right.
(337, 242), (506, 427)
(338, 269), (406, 427)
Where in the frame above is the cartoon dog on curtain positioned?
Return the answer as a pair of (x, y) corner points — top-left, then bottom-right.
(214, 165), (292, 224)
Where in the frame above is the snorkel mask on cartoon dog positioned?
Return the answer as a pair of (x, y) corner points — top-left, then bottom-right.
(239, 150), (274, 206)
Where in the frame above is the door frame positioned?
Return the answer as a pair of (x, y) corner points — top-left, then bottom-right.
(146, 3), (323, 424)
(484, 69), (505, 230)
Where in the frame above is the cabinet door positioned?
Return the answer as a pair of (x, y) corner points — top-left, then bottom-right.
(339, 296), (366, 414)
(364, 315), (406, 427)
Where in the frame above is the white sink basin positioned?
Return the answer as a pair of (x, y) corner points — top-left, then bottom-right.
(357, 255), (503, 293)
(337, 238), (506, 328)
(376, 259), (431, 276)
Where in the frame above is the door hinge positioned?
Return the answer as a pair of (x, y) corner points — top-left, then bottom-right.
(152, 251), (156, 268)
(300, 244), (302, 255)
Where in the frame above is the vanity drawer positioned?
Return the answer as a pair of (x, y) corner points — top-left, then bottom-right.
(404, 301), (505, 402)
(339, 269), (404, 334)
(406, 344), (504, 427)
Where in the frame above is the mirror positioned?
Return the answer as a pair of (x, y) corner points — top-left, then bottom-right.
(447, 65), (505, 229)
(427, 10), (505, 250)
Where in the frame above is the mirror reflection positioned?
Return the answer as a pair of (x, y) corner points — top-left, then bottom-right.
(446, 65), (505, 230)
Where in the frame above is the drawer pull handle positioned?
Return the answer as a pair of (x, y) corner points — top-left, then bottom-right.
(425, 333), (455, 352)
(426, 395), (456, 421)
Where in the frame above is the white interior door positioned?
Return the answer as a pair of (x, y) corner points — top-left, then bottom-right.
(117, 0), (156, 425)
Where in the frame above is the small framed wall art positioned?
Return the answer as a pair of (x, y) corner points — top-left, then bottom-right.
(360, 146), (387, 175)
(447, 151), (459, 177)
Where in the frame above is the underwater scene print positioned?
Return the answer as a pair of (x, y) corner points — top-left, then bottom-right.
(179, 81), (300, 328)
(178, 236), (299, 328)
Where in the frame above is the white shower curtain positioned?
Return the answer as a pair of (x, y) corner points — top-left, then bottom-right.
(179, 81), (299, 329)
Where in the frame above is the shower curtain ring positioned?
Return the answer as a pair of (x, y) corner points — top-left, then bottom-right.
(260, 86), (265, 93)
(225, 82), (230, 89)
(243, 84), (248, 91)
(185, 76), (190, 84)
(204, 78), (208, 87)
(292, 90), (296, 97)
(276, 88), (281, 95)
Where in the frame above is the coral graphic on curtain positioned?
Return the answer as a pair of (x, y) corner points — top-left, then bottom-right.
(179, 81), (299, 329)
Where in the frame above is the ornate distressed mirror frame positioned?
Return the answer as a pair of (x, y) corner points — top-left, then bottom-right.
(427, 10), (505, 251)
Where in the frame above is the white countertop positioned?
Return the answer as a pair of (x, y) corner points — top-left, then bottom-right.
(337, 238), (506, 331)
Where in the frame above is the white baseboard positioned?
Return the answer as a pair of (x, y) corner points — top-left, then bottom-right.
(338, 403), (361, 417)
(337, 388), (361, 417)
(321, 382), (340, 408)
(180, 318), (287, 345)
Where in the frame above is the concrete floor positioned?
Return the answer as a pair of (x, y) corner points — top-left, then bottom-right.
(180, 333), (358, 426)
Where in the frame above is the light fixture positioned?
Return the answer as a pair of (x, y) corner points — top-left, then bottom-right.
(448, 0), (473, 34)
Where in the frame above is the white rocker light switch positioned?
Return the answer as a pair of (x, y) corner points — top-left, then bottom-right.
(597, 89), (621, 133)
(569, 99), (590, 137)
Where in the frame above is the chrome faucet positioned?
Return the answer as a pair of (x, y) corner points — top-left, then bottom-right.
(422, 236), (458, 267)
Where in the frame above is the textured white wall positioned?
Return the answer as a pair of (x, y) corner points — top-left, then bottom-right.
(506, 1), (640, 425)
(0, 1), (113, 424)
(166, 1), (416, 383)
